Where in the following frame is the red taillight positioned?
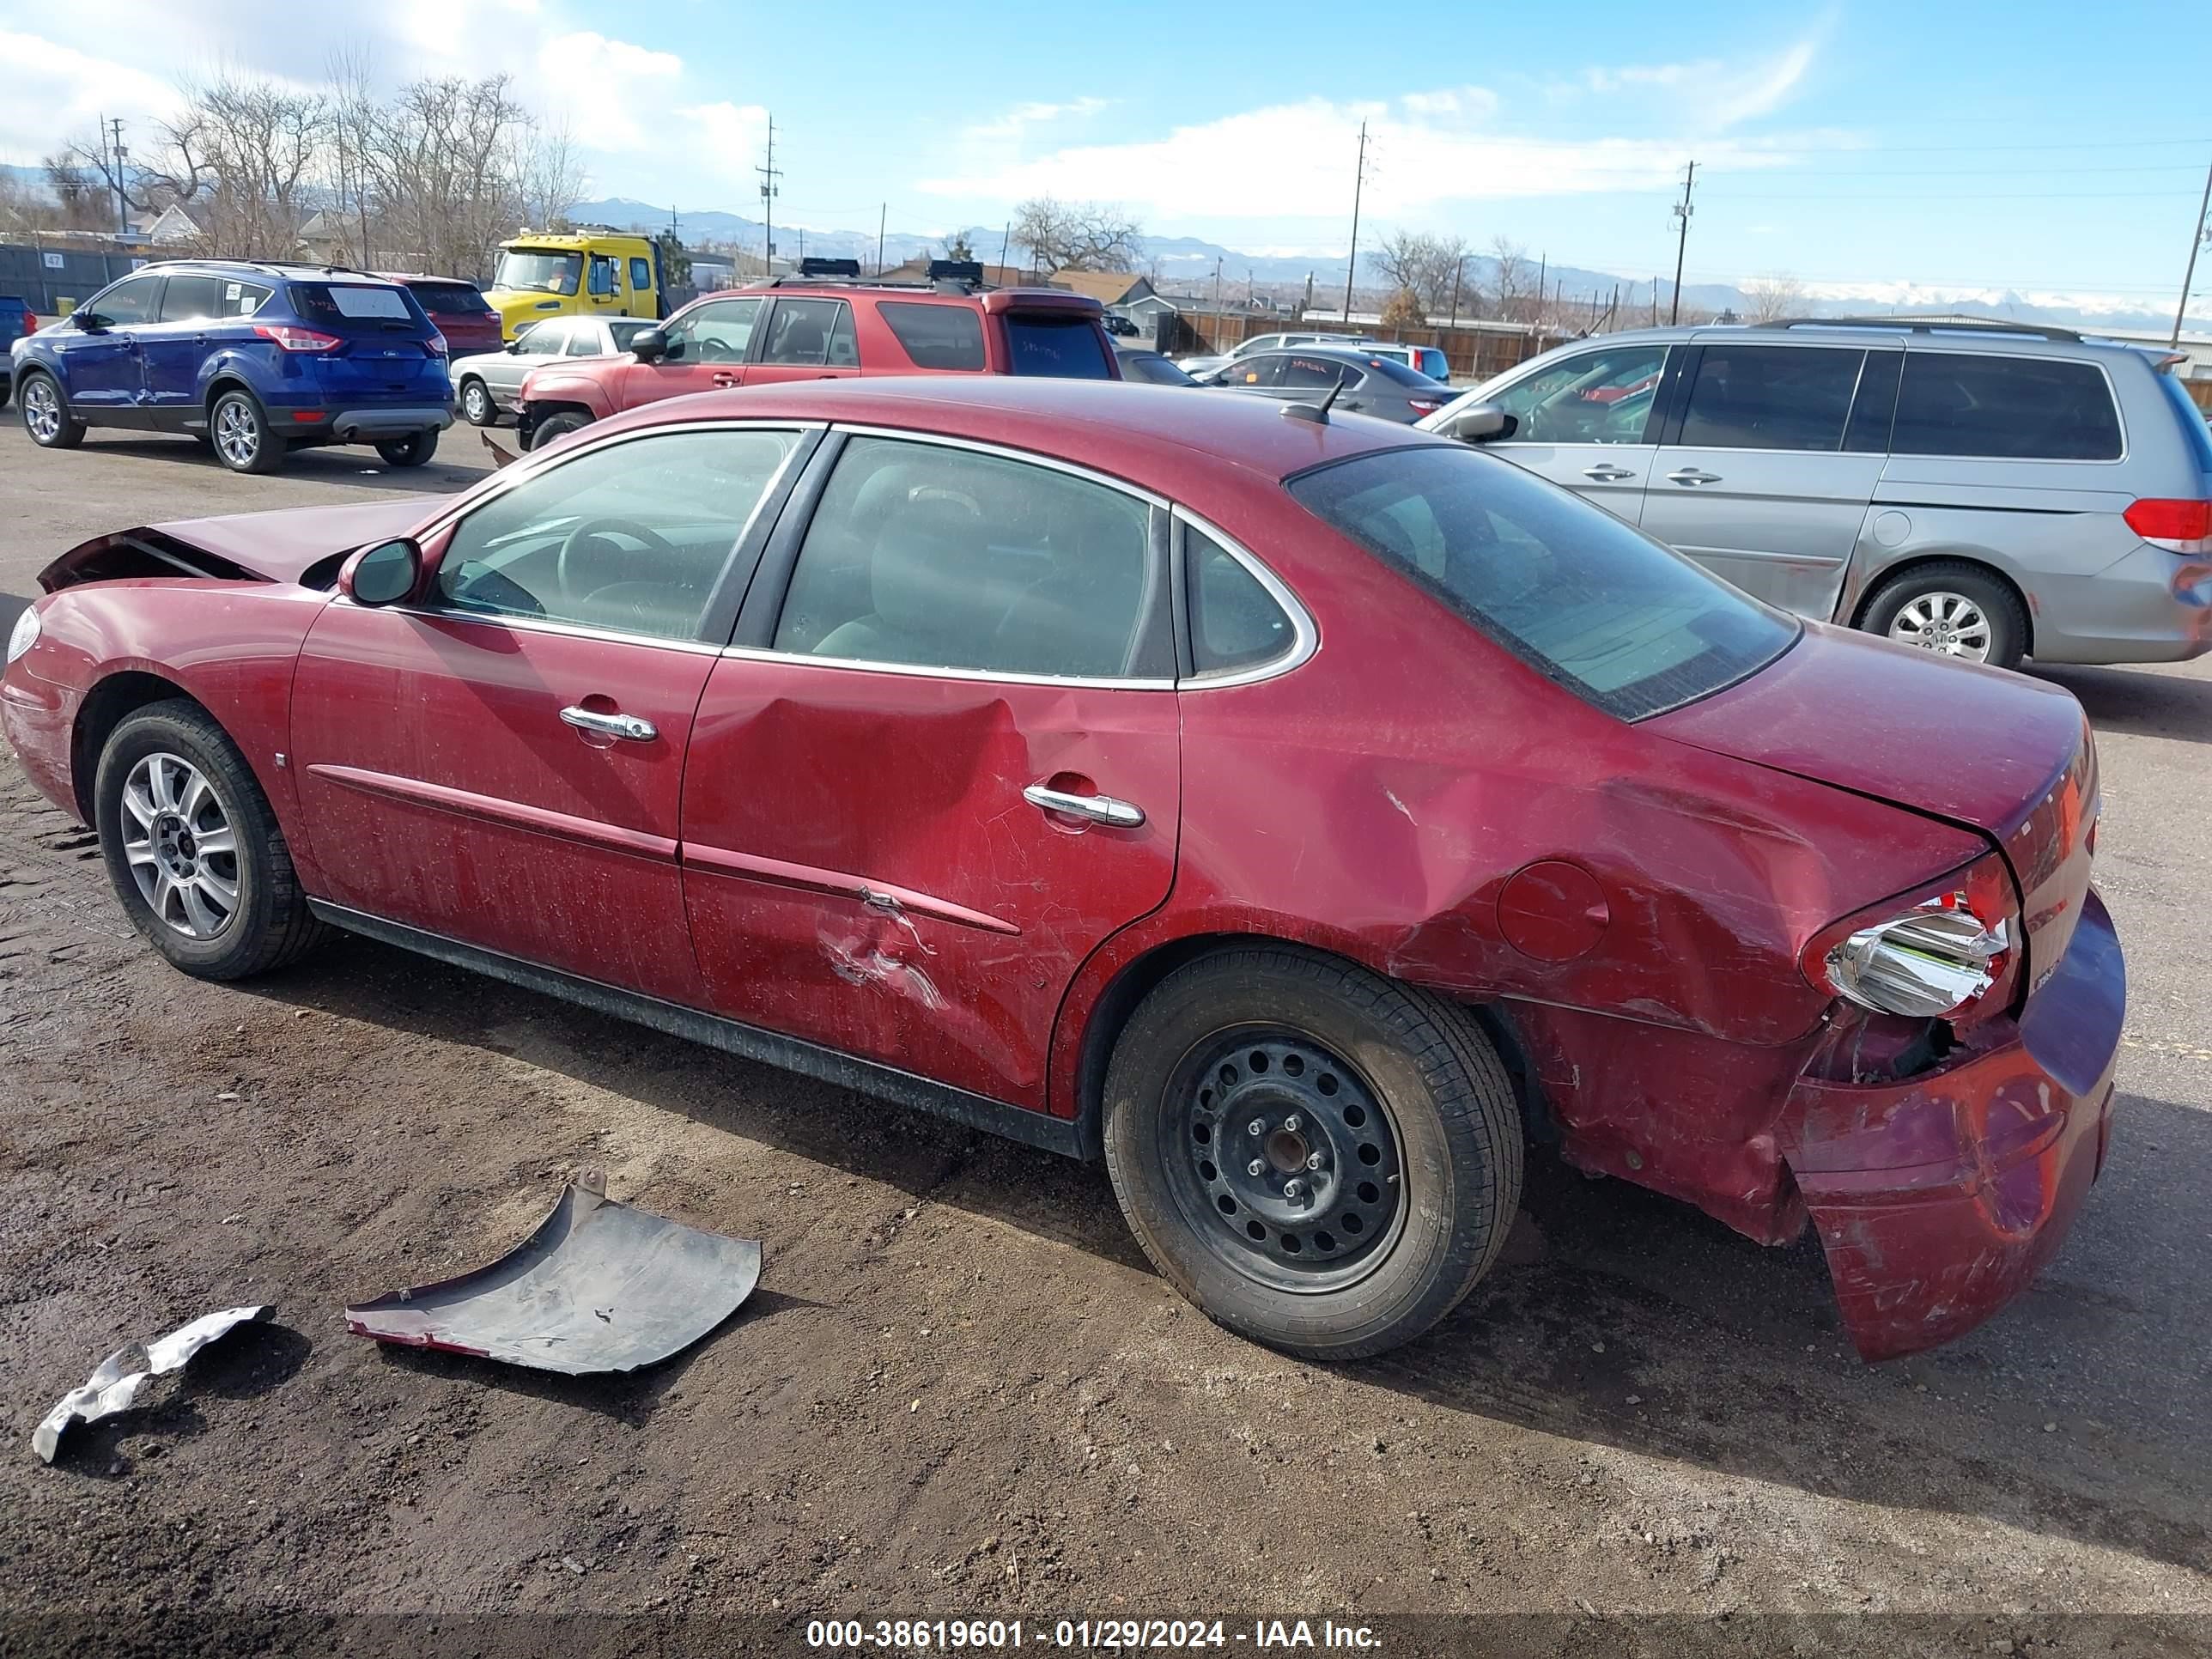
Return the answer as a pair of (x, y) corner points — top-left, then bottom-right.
(254, 324), (341, 353)
(21, 311), (35, 337)
(427, 331), (449, 357)
(2123, 497), (2212, 553)
(1802, 854), (2021, 1024)
(1407, 398), (1443, 414)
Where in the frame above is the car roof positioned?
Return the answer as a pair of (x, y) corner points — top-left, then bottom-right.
(130, 258), (403, 283)
(580, 376), (1442, 490)
(1541, 319), (2149, 362)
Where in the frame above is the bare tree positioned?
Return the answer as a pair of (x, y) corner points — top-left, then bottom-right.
(1743, 273), (1807, 323)
(1380, 288), (1425, 331)
(519, 122), (586, 232)
(1373, 231), (1474, 319)
(1012, 195), (1143, 272)
(1490, 237), (1534, 323)
(361, 76), (538, 276)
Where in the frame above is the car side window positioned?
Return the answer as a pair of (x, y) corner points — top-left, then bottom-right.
(564, 324), (608, 356)
(588, 254), (618, 297)
(1279, 355), (1350, 390)
(520, 319), (570, 355)
(759, 299), (858, 368)
(1677, 344), (1865, 453)
(1486, 343), (1668, 445)
(1892, 353), (2123, 461)
(878, 301), (985, 370)
(661, 298), (759, 363)
(771, 434), (1156, 678)
(158, 275), (223, 322)
(629, 257), (652, 292)
(1186, 527), (1294, 677)
(88, 276), (161, 326)
(1224, 355), (1280, 388)
(433, 428), (801, 641)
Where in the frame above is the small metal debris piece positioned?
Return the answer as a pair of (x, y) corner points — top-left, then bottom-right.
(33, 1304), (272, 1463)
(343, 1179), (760, 1375)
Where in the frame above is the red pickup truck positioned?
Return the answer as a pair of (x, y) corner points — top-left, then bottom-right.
(516, 273), (1120, 449)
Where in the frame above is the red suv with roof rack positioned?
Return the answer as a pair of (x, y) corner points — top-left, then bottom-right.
(514, 264), (1119, 449)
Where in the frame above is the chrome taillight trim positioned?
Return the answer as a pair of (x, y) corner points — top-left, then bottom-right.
(1823, 896), (2011, 1020)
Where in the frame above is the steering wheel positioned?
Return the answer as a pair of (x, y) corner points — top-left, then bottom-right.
(556, 516), (676, 604)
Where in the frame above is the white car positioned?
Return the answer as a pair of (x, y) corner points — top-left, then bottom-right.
(1176, 331), (1367, 380)
(450, 315), (659, 427)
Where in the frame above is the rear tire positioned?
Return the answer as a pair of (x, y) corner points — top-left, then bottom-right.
(1102, 946), (1523, 1360)
(1860, 562), (2028, 671)
(459, 380), (496, 427)
(19, 371), (86, 448)
(94, 700), (330, 981)
(210, 389), (283, 474)
(525, 410), (589, 452)
(374, 428), (439, 468)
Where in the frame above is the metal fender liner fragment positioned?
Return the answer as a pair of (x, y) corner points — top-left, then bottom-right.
(343, 1177), (762, 1375)
(33, 1304), (274, 1463)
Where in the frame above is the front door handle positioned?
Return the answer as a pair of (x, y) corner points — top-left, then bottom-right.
(560, 705), (657, 742)
(1023, 784), (1145, 828)
(1666, 468), (1723, 486)
(710, 372), (738, 387)
(1582, 464), (1637, 482)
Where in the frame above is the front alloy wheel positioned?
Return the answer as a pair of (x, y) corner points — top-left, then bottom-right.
(119, 751), (240, 940)
(20, 374), (84, 447)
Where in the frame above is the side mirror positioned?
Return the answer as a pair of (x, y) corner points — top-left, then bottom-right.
(340, 538), (423, 607)
(505, 338), (524, 354)
(74, 311), (109, 332)
(1451, 402), (1517, 443)
(630, 328), (668, 362)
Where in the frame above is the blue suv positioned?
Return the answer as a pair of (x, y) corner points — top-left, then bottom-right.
(9, 260), (453, 473)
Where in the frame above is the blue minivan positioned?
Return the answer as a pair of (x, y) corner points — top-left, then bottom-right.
(9, 259), (452, 473)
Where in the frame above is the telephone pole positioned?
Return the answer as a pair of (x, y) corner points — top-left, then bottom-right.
(104, 114), (130, 234)
(1668, 160), (1697, 325)
(2172, 149), (2212, 348)
(1342, 120), (1368, 320)
(877, 203), (886, 276)
(755, 117), (782, 273)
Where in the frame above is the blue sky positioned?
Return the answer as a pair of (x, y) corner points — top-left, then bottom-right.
(3, 0), (2206, 318)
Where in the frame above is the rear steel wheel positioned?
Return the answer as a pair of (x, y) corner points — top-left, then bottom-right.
(1860, 562), (2028, 671)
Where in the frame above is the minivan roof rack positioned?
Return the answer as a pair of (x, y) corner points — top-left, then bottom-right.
(1751, 315), (2083, 343)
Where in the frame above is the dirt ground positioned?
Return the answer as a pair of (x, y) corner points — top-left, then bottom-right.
(2, 421), (2209, 1657)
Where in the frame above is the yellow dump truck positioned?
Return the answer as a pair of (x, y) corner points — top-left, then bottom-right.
(483, 228), (668, 342)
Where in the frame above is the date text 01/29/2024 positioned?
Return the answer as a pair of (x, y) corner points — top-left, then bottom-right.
(807, 1620), (1382, 1650)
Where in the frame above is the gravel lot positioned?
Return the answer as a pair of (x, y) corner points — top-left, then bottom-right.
(1, 418), (2209, 1656)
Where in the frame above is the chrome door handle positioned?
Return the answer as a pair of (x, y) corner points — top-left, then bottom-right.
(1023, 784), (1145, 828)
(1582, 464), (1637, 482)
(560, 705), (657, 741)
(1666, 468), (1722, 485)
(710, 372), (738, 386)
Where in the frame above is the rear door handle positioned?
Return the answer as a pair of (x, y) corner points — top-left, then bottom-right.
(710, 372), (738, 387)
(1666, 468), (1722, 486)
(1023, 784), (1145, 828)
(560, 705), (657, 742)
(1582, 464), (1637, 482)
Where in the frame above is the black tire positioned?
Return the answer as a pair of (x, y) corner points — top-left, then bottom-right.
(525, 410), (588, 452)
(374, 428), (440, 468)
(1102, 946), (1523, 1360)
(94, 699), (330, 981)
(459, 379), (496, 427)
(19, 370), (86, 448)
(209, 388), (283, 474)
(1859, 561), (2029, 671)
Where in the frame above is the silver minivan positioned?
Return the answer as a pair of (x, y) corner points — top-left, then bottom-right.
(1420, 319), (2212, 669)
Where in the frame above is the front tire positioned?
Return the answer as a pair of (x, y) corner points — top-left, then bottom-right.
(19, 371), (86, 448)
(1103, 946), (1523, 1360)
(374, 428), (439, 468)
(459, 379), (496, 427)
(210, 390), (283, 474)
(525, 410), (589, 452)
(94, 700), (329, 980)
(1860, 562), (2028, 671)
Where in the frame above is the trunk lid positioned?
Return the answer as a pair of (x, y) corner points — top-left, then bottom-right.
(41, 498), (441, 592)
(1650, 621), (2097, 992)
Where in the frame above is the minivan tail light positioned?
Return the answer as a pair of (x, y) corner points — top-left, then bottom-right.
(254, 324), (341, 353)
(2123, 497), (2212, 553)
(1802, 855), (2020, 1024)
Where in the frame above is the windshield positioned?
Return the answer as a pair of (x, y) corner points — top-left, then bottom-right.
(1288, 445), (1799, 720)
(493, 249), (582, 295)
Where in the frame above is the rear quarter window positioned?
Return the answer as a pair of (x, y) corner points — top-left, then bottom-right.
(1005, 313), (1112, 379)
(1893, 352), (2123, 460)
(878, 301), (986, 370)
(1289, 445), (1798, 721)
(410, 283), (493, 315)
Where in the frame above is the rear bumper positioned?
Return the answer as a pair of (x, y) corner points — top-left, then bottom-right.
(2027, 544), (2212, 665)
(1784, 887), (2125, 1361)
(326, 405), (453, 441)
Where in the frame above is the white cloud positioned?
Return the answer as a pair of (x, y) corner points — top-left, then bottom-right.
(1573, 33), (1823, 130)
(0, 31), (186, 164)
(678, 101), (771, 185)
(532, 32), (683, 152)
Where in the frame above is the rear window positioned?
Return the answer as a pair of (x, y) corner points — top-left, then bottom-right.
(1005, 313), (1112, 380)
(878, 301), (986, 370)
(1288, 446), (1798, 721)
(290, 283), (416, 325)
(1358, 355), (1441, 387)
(407, 282), (492, 315)
(1892, 352), (2123, 461)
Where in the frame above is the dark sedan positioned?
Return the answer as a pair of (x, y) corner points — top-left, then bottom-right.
(1204, 345), (1450, 422)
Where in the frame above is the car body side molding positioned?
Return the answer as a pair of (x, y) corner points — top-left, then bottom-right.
(306, 763), (679, 864)
(304, 898), (1085, 1158)
(682, 842), (1022, 936)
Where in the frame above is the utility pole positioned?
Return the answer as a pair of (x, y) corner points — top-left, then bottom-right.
(877, 203), (886, 276)
(1447, 257), (1463, 330)
(1669, 160), (1697, 325)
(104, 114), (129, 234)
(1650, 276), (1659, 327)
(755, 116), (782, 273)
(999, 221), (1011, 273)
(1211, 255), (1223, 320)
(2172, 149), (2212, 347)
(1342, 120), (1368, 320)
